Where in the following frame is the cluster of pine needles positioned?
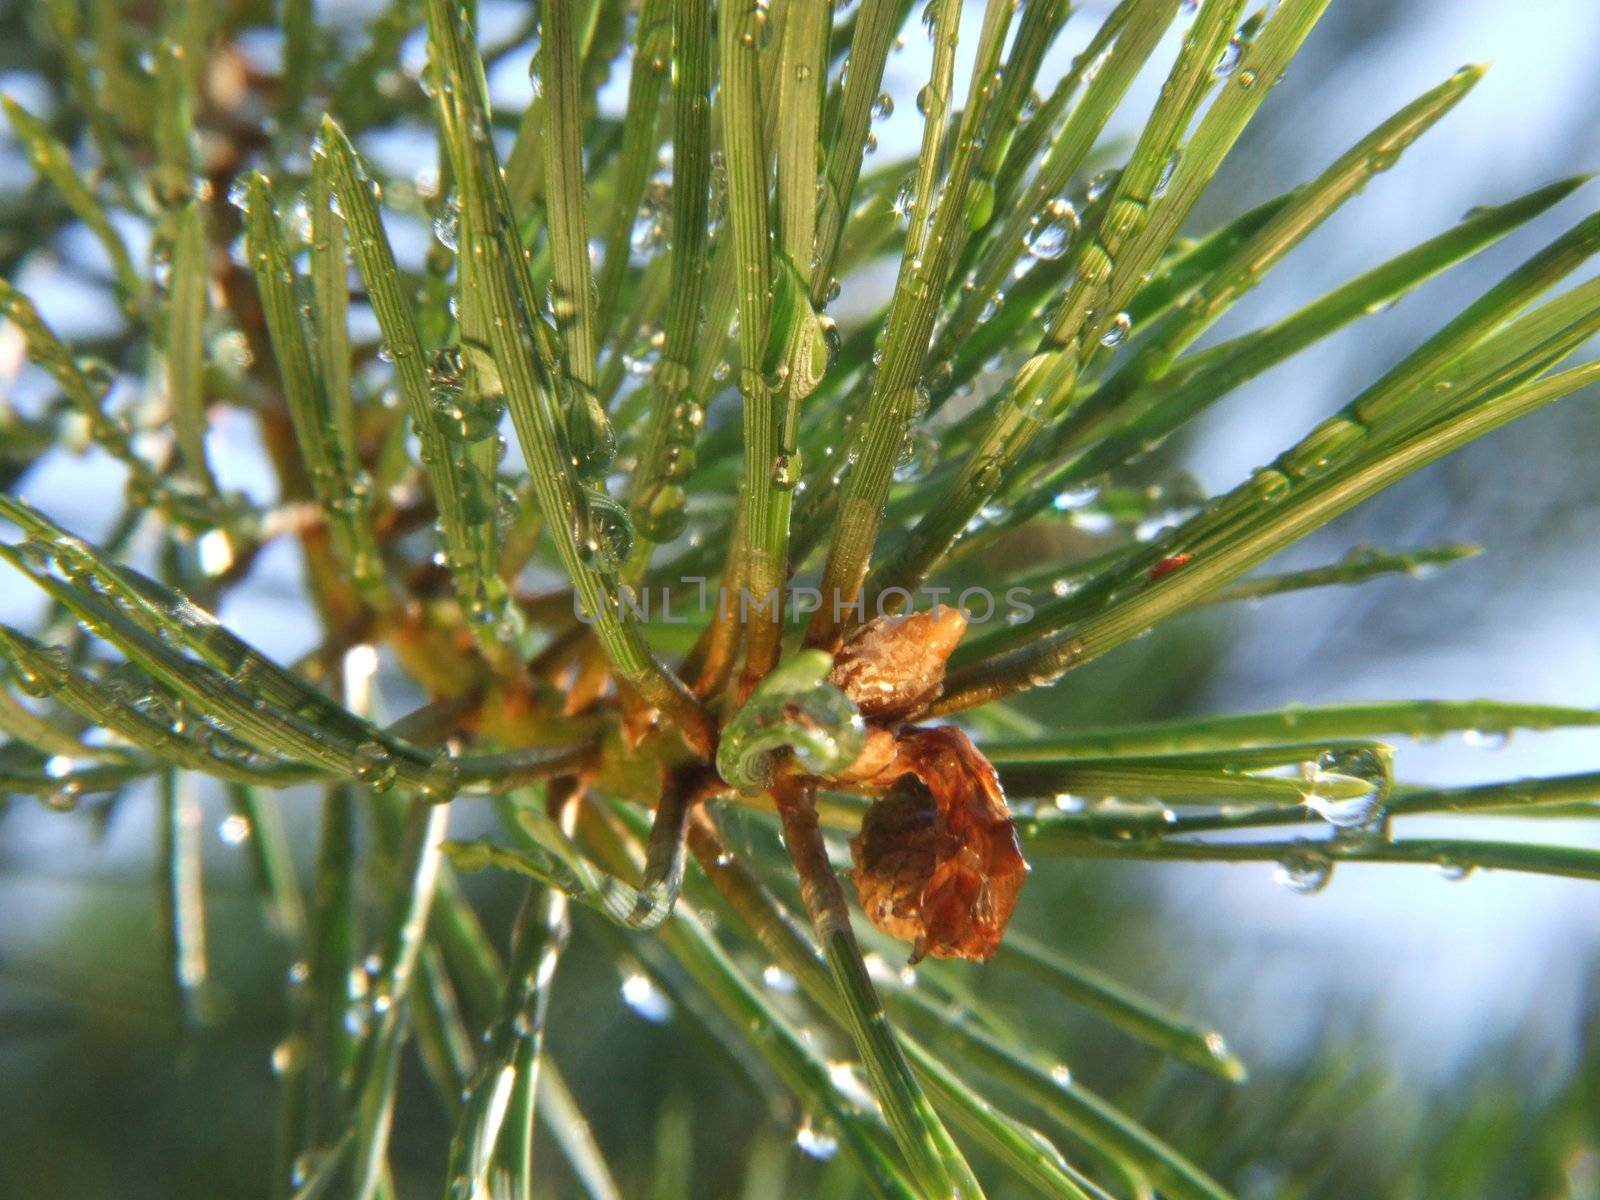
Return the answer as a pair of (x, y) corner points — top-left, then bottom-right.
(3, 0), (1600, 1196)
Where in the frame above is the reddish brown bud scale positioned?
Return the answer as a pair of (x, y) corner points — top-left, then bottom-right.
(851, 726), (1028, 962)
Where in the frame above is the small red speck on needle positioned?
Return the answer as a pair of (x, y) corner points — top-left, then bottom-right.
(1149, 553), (1192, 581)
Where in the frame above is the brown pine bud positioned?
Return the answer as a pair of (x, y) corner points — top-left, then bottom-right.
(828, 606), (967, 723)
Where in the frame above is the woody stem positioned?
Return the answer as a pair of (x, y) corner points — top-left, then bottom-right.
(769, 775), (982, 1196)
(771, 775), (855, 942)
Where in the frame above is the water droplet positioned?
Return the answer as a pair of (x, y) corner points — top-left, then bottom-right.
(1304, 747), (1389, 829)
(1272, 845), (1333, 895)
(432, 202), (460, 251)
(44, 782), (81, 812)
(635, 481), (688, 542)
(795, 1119), (839, 1160)
(1249, 468), (1291, 503)
(566, 385), (617, 478)
(762, 964), (797, 993)
(220, 814), (252, 845)
(1462, 728), (1511, 751)
(630, 181), (669, 263)
(971, 455), (1004, 494)
(1024, 198), (1078, 261)
(353, 740), (398, 792)
(891, 176), (915, 226)
(197, 528), (235, 577)
(271, 1036), (301, 1076)
(619, 971), (672, 1022)
(575, 488), (634, 571)
(1099, 312), (1132, 348)
(1052, 483), (1101, 512)
(894, 431), (935, 482)
(1155, 150), (1182, 199)
(1214, 35), (1243, 78)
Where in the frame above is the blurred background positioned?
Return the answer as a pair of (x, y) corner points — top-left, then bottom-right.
(3, 0), (1600, 1196)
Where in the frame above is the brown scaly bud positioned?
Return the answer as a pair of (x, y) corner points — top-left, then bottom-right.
(828, 606), (967, 723)
(850, 725), (1027, 963)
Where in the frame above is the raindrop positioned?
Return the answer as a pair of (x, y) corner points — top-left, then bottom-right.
(575, 488), (634, 571)
(619, 971), (673, 1022)
(893, 431), (935, 482)
(971, 455), (1004, 495)
(566, 386), (618, 478)
(1249, 468), (1292, 503)
(1024, 198), (1078, 261)
(1099, 312), (1132, 348)
(197, 529), (235, 577)
(630, 182), (668, 263)
(432, 202), (460, 252)
(635, 482), (687, 546)
(762, 964), (797, 993)
(1052, 483), (1101, 512)
(1155, 150), (1182, 199)
(271, 1036), (301, 1076)
(353, 740), (398, 791)
(1272, 845), (1333, 895)
(795, 1120), (839, 1160)
(44, 783), (81, 812)
(891, 176), (915, 226)
(1214, 35), (1243, 78)
(1304, 747), (1388, 829)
